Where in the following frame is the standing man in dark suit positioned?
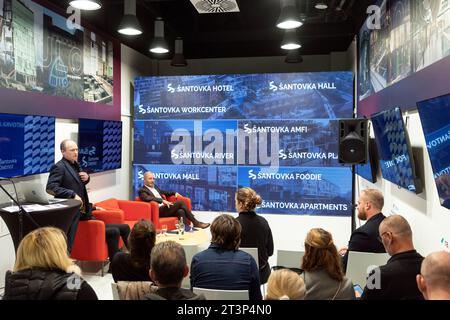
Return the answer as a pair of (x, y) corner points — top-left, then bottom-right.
(46, 139), (130, 255)
(138, 171), (210, 229)
(339, 189), (386, 271)
(361, 215), (424, 300)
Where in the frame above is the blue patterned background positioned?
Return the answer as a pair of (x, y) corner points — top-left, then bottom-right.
(0, 114), (54, 178)
(371, 107), (418, 192)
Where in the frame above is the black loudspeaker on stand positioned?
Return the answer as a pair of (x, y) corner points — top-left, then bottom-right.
(338, 119), (369, 164)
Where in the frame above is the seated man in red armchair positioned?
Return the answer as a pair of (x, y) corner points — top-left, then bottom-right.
(138, 171), (210, 229)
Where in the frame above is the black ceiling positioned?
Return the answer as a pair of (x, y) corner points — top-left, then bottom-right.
(44, 0), (375, 60)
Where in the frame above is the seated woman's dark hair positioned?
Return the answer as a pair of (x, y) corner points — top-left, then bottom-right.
(301, 228), (344, 282)
(129, 219), (156, 268)
(210, 214), (241, 250)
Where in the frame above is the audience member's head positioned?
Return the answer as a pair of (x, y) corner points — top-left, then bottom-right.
(129, 219), (156, 266)
(235, 187), (262, 212)
(302, 228), (344, 282)
(378, 214), (414, 256)
(356, 189), (384, 220)
(265, 269), (306, 300)
(416, 251), (450, 300)
(210, 214), (241, 250)
(150, 241), (188, 288)
(143, 171), (155, 188)
(14, 227), (80, 274)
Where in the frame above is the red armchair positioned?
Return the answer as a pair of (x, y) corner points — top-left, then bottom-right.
(94, 198), (152, 230)
(135, 195), (192, 230)
(70, 208), (125, 264)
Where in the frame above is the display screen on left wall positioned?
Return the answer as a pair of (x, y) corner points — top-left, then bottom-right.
(0, 113), (55, 178)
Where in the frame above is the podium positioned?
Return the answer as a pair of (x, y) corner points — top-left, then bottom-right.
(0, 200), (80, 252)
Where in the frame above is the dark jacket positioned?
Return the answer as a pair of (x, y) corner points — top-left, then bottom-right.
(143, 287), (205, 300)
(138, 185), (175, 204)
(3, 268), (97, 300)
(111, 252), (151, 282)
(236, 211), (274, 284)
(343, 212), (386, 271)
(190, 244), (262, 300)
(361, 250), (424, 300)
(46, 158), (91, 217)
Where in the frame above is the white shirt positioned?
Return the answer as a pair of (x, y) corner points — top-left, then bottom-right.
(145, 185), (164, 207)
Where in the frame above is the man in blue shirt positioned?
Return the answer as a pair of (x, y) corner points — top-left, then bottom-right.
(190, 214), (262, 300)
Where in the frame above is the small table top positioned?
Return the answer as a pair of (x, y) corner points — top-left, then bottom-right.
(156, 228), (210, 248)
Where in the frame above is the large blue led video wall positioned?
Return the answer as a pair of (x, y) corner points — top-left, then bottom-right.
(0, 114), (55, 178)
(133, 72), (353, 215)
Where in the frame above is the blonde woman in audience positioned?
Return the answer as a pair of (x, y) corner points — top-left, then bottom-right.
(235, 187), (274, 284)
(302, 228), (355, 300)
(3, 227), (97, 300)
(265, 269), (306, 300)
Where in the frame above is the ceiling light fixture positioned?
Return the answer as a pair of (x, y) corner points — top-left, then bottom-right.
(276, 0), (303, 29)
(281, 29), (301, 50)
(149, 17), (169, 54)
(171, 37), (187, 67)
(285, 49), (303, 63)
(118, 0), (143, 36)
(69, 0), (102, 11)
(315, 1), (328, 10)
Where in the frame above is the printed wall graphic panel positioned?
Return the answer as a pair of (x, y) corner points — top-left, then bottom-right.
(0, 0), (120, 120)
(358, 0), (450, 115)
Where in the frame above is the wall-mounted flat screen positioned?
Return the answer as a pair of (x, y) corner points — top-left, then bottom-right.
(78, 119), (122, 173)
(371, 107), (421, 193)
(417, 93), (450, 209)
(0, 113), (55, 178)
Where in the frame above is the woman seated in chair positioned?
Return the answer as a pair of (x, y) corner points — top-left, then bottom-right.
(111, 219), (156, 282)
(301, 228), (355, 300)
(190, 214), (262, 300)
(3, 227), (97, 300)
(235, 187), (274, 284)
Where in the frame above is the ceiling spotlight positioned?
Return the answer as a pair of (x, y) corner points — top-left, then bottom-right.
(281, 29), (301, 50)
(149, 18), (169, 54)
(171, 37), (187, 67)
(118, 0), (142, 36)
(276, 0), (303, 29)
(69, 0), (102, 10)
(285, 49), (303, 63)
(315, 2), (328, 10)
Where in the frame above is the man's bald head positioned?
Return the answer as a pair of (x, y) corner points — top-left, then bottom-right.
(60, 139), (78, 163)
(143, 171), (155, 188)
(421, 251), (450, 288)
(380, 215), (412, 238)
(379, 215), (414, 256)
